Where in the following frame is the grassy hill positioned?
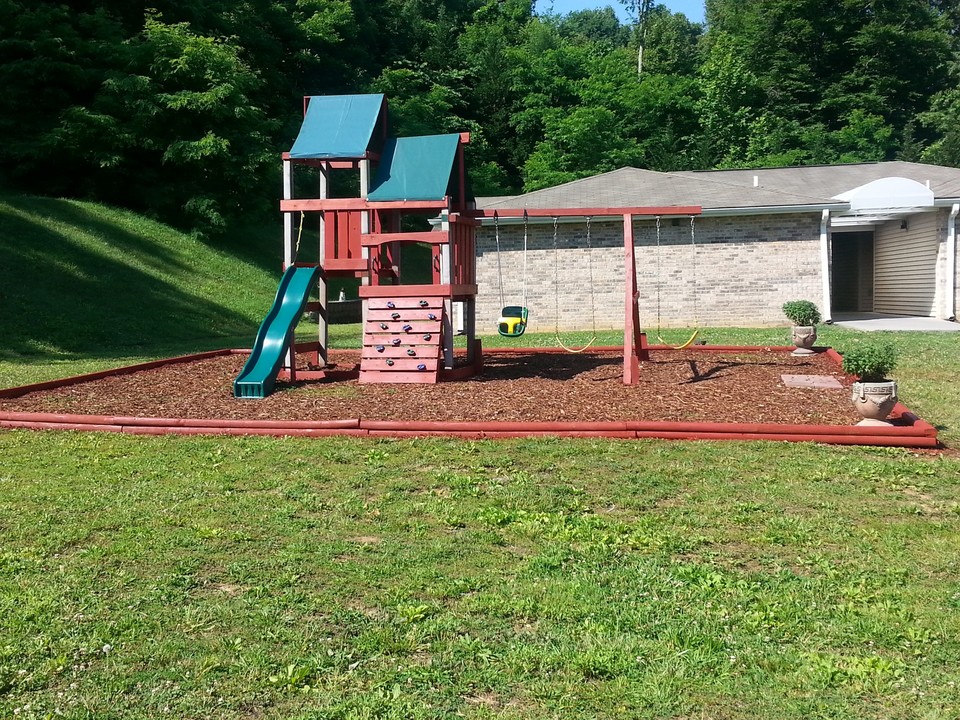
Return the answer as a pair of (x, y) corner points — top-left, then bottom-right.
(0, 195), (284, 384)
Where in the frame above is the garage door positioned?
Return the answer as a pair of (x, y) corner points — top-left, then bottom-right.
(873, 213), (938, 316)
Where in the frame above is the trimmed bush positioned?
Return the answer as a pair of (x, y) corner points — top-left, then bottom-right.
(841, 342), (898, 382)
(782, 300), (821, 326)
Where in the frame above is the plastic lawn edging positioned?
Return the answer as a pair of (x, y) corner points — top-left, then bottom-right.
(0, 346), (940, 448)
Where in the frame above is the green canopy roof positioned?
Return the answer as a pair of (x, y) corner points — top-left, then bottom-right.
(367, 134), (461, 202)
(288, 94), (384, 159)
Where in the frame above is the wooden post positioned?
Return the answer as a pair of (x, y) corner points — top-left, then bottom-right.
(623, 212), (639, 385)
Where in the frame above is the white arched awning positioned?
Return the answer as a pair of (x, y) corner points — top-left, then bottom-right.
(831, 177), (935, 227)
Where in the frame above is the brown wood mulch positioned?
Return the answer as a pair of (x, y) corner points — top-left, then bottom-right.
(1, 349), (864, 427)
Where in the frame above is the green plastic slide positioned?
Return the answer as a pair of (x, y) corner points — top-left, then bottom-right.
(234, 265), (320, 399)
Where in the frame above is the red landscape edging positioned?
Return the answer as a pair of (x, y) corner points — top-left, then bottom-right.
(0, 346), (940, 448)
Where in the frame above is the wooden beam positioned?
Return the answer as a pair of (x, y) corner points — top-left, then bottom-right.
(361, 231), (448, 247)
(281, 198), (449, 212)
(623, 213), (639, 385)
(358, 284), (477, 299)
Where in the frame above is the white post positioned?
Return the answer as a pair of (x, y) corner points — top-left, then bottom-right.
(316, 163), (329, 367)
(819, 209), (832, 322)
(440, 209), (454, 369)
(359, 159), (371, 328)
(282, 158), (294, 268)
(946, 203), (959, 321)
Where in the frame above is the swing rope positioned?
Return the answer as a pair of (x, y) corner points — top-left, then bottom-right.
(494, 211), (505, 309)
(554, 216), (597, 353)
(291, 210), (306, 264)
(655, 215), (700, 350)
(521, 210), (528, 311)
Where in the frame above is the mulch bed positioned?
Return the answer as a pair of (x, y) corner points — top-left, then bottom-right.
(0, 348), (864, 426)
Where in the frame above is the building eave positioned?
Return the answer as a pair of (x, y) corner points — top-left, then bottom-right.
(700, 203), (849, 218)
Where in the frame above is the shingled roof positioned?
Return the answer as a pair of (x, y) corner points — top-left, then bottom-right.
(477, 162), (960, 215)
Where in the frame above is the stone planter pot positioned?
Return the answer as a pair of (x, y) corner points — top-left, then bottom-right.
(851, 380), (898, 425)
(791, 325), (817, 356)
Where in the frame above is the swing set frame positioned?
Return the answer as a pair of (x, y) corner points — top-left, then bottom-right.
(471, 205), (702, 385)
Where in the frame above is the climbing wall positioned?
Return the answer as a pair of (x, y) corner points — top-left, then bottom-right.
(359, 296), (445, 383)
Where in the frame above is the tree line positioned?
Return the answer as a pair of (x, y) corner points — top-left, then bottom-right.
(1, 0), (957, 236)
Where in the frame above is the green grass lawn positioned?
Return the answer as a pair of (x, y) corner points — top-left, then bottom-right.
(2, 195), (960, 718)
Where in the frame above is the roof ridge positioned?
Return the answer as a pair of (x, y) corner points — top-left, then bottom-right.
(666, 168), (835, 204)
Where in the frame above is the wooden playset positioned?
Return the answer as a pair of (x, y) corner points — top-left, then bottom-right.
(233, 93), (702, 399)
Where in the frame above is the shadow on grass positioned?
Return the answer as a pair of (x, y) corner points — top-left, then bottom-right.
(0, 196), (268, 362)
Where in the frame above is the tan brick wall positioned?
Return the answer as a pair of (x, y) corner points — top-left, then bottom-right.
(476, 213), (824, 331)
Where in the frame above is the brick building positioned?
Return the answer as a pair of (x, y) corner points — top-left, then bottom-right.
(473, 162), (960, 331)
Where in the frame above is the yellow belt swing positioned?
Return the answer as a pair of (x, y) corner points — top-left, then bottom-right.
(553, 216), (598, 353)
(494, 210), (529, 337)
(654, 215), (700, 349)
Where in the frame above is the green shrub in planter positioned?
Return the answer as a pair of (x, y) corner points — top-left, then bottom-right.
(782, 300), (821, 326)
(841, 342), (898, 382)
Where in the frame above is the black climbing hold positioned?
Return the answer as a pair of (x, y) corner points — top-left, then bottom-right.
(375, 345), (385, 352)
(417, 364), (426, 371)
(402, 324), (412, 332)
(386, 301), (395, 308)
(422, 334), (432, 341)
(407, 349), (416, 356)
(392, 338), (401, 346)
(391, 312), (400, 320)
(427, 313), (437, 320)
(379, 322), (388, 330)
(419, 300), (428, 307)
(386, 359), (394, 366)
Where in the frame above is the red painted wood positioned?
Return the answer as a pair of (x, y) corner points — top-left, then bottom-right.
(0, 349), (235, 399)
(367, 308), (443, 320)
(325, 258), (368, 272)
(0, 420), (123, 433)
(367, 298), (443, 310)
(282, 198), (449, 212)
(361, 357), (440, 372)
(361, 231), (448, 247)
(362, 346), (441, 359)
(439, 363), (482, 382)
(359, 284), (477, 298)
(623, 212), (638, 385)
(359, 370), (438, 384)
(123, 426), (370, 437)
(363, 322), (443, 336)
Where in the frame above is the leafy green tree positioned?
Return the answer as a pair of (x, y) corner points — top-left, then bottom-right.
(920, 59), (960, 167)
(695, 32), (765, 166)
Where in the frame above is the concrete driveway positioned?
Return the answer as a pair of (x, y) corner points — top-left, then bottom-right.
(830, 313), (960, 332)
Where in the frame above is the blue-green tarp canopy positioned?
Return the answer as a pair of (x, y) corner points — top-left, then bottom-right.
(367, 134), (461, 202)
(288, 94), (385, 159)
